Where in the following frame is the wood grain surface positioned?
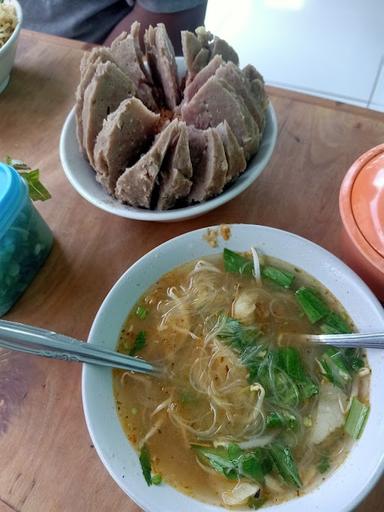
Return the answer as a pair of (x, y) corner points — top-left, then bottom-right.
(0, 30), (383, 512)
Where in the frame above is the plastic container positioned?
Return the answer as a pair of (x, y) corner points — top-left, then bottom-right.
(339, 143), (384, 301)
(0, 163), (53, 316)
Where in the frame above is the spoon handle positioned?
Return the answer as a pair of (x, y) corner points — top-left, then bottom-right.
(304, 332), (384, 349)
(0, 320), (159, 375)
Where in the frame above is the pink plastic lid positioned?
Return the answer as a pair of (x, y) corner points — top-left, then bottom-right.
(340, 143), (384, 280)
(351, 151), (384, 259)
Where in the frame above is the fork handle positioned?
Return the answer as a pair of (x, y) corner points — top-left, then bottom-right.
(307, 332), (384, 349)
(0, 320), (158, 374)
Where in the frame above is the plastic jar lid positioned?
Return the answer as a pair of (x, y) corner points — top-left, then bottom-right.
(340, 144), (384, 274)
(0, 163), (28, 237)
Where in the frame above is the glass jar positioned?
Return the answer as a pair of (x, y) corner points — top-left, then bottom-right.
(0, 163), (53, 316)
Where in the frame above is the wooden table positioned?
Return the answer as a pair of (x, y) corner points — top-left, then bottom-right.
(0, 30), (383, 512)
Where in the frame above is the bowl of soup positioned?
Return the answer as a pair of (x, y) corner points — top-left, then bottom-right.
(82, 224), (384, 511)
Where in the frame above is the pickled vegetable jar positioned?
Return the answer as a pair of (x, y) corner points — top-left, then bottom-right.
(0, 163), (53, 316)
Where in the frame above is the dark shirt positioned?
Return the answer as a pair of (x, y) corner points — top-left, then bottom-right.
(20, 0), (133, 43)
(20, 0), (206, 43)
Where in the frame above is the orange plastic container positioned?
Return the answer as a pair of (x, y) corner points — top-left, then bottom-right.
(339, 143), (384, 300)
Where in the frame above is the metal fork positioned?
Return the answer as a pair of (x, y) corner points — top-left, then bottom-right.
(282, 332), (384, 349)
(0, 320), (160, 375)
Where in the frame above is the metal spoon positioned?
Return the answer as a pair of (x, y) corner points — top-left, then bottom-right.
(0, 320), (160, 375)
(281, 332), (384, 349)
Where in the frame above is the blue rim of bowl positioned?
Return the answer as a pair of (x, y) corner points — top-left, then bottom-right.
(0, 0), (23, 55)
(60, 104), (278, 222)
(82, 224), (384, 512)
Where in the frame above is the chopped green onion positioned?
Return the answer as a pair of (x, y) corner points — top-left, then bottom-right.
(317, 455), (330, 474)
(320, 347), (352, 392)
(345, 397), (369, 439)
(247, 495), (267, 510)
(135, 305), (149, 320)
(261, 265), (295, 289)
(269, 443), (302, 488)
(151, 474), (162, 485)
(266, 411), (298, 431)
(344, 348), (365, 373)
(192, 444), (272, 484)
(139, 444), (153, 486)
(192, 445), (239, 480)
(295, 287), (329, 324)
(320, 311), (351, 334)
(223, 248), (253, 276)
(277, 347), (319, 400)
(130, 331), (146, 356)
(218, 315), (260, 354)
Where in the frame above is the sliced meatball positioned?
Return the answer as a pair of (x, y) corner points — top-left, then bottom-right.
(144, 23), (181, 110)
(82, 61), (136, 166)
(110, 22), (158, 111)
(216, 121), (247, 183)
(93, 97), (160, 194)
(156, 123), (193, 210)
(188, 127), (228, 203)
(181, 75), (259, 159)
(115, 119), (180, 208)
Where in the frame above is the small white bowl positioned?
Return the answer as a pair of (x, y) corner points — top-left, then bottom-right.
(59, 58), (278, 222)
(83, 224), (384, 512)
(0, 0), (22, 94)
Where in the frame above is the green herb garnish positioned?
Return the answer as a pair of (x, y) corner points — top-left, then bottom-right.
(269, 443), (302, 488)
(248, 495), (267, 510)
(135, 305), (149, 320)
(320, 311), (351, 334)
(317, 455), (330, 474)
(223, 248), (254, 276)
(6, 157), (51, 201)
(261, 265), (295, 289)
(345, 397), (369, 440)
(295, 287), (329, 324)
(130, 331), (146, 356)
(192, 444), (272, 485)
(266, 410), (298, 431)
(319, 347), (352, 392)
(277, 346), (319, 400)
(139, 444), (153, 486)
(151, 474), (162, 485)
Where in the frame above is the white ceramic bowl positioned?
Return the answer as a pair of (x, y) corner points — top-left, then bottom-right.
(59, 58), (278, 222)
(0, 0), (22, 94)
(83, 224), (384, 512)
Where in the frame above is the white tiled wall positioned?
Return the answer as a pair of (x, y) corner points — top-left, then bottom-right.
(369, 57), (384, 112)
(205, 0), (384, 111)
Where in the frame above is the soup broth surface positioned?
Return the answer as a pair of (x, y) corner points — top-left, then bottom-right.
(114, 252), (369, 509)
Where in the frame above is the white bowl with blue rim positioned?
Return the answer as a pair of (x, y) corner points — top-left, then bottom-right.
(82, 224), (384, 512)
(60, 58), (278, 222)
(0, 0), (23, 94)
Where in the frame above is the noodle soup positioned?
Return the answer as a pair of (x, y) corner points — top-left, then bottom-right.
(113, 248), (370, 509)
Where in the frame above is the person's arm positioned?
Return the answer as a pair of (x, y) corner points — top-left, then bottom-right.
(104, 1), (208, 54)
